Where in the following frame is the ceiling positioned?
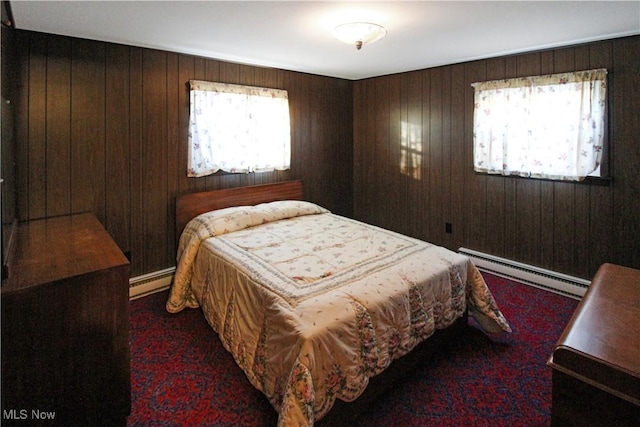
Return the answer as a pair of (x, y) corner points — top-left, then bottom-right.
(9, 1), (640, 80)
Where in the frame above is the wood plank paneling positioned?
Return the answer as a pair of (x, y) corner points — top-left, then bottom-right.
(129, 47), (143, 272)
(1, 19), (18, 276)
(449, 64), (466, 253)
(14, 31), (30, 224)
(192, 57), (206, 194)
(428, 67), (444, 246)
(45, 35), (71, 218)
(71, 38), (106, 221)
(419, 69), (431, 241)
(405, 71), (423, 239)
(386, 74), (402, 234)
(376, 75), (391, 229)
(12, 30), (354, 277)
(142, 49), (168, 273)
(612, 37), (640, 269)
(354, 35), (640, 280)
(440, 67), (453, 250)
(353, 77), (366, 221)
(105, 43), (131, 253)
(177, 54), (195, 197)
(464, 61), (487, 253)
(326, 77), (353, 216)
(165, 52), (179, 262)
(27, 33), (47, 219)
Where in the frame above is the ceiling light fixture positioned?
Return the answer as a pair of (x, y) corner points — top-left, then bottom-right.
(333, 22), (387, 50)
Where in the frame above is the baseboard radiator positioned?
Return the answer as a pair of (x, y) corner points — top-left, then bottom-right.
(129, 267), (175, 300)
(129, 249), (590, 302)
(458, 247), (589, 300)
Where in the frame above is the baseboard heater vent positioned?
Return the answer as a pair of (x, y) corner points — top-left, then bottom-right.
(458, 247), (589, 300)
(129, 267), (175, 300)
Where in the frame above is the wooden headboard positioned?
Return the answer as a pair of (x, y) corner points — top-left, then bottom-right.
(175, 180), (304, 241)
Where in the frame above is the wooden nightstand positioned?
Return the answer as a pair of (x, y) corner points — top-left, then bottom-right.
(1, 213), (131, 426)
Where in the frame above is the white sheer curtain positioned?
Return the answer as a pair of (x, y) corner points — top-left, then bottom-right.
(188, 80), (291, 177)
(472, 68), (607, 181)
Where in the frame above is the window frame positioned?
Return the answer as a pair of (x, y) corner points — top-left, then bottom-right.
(471, 69), (610, 183)
(187, 80), (292, 177)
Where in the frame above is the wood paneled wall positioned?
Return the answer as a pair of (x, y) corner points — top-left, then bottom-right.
(1, 13), (17, 275)
(354, 36), (640, 280)
(11, 30), (353, 277)
(8, 28), (640, 282)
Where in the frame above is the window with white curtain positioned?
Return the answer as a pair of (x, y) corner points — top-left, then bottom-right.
(471, 69), (607, 182)
(188, 80), (291, 177)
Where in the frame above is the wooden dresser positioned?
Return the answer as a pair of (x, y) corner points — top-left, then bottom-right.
(548, 263), (640, 426)
(1, 213), (131, 426)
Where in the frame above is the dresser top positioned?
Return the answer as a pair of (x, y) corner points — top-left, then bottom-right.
(2, 213), (129, 292)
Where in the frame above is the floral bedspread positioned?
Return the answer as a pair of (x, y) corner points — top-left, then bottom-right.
(167, 200), (511, 426)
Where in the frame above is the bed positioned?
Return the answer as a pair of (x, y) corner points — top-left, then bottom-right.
(167, 180), (511, 426)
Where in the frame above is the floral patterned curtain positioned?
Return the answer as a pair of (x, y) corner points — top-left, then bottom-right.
(188, 80), (291, 177)
(472, 68), (607, 181)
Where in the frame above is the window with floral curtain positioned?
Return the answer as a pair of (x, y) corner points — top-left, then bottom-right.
(471, 68), (607, 181)
(188, 80), (291, 177)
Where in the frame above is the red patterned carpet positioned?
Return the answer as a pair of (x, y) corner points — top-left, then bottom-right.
(127, 272), (578, 426)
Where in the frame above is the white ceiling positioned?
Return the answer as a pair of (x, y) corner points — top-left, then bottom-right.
(9, 1), (640, 80)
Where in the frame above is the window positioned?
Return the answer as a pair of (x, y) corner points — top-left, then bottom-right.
(188, 80), (291, 177)
(471, 69), (607, 182)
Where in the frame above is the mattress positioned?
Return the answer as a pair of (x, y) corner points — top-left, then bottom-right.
(167, 200), (511, 426)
